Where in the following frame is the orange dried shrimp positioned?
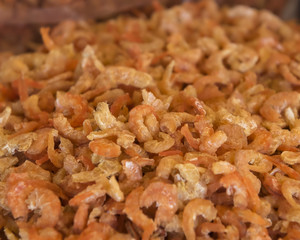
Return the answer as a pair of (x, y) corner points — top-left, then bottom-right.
(1, 1), (300, 239)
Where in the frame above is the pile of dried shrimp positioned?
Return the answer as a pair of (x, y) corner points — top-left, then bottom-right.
(1, 0), (300, 239)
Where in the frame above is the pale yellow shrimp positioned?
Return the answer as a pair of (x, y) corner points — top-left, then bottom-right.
(160, 112), (195, 134)
(140, 181), (178, 225)
(144, 114), (160, 138)
(174, 163), (207, 201)
(281, 151), (300, 165)
(80, 45), (105, 76)
(182, 198), (217, 240)
(141, 89), (172, 113)
(26, 188), (61, 228)
(22, 94), (49, 123)
(143, 132), (175, 153)
(156, 155), (183, 179)
(26, 128), (52, 155)
(279, 62), (300, 86)
(88, 129), (135, 149)
(260, 91), (300, 122)
(203, 48), (232, 74)
(128, 105), (156, 142)
(47, 130), (64, 168)
(96, 66), (154, 90)
(217, 107), (257, 136)
(53, 113), (88, 144)
(0, 106), (11, 128)
(281, 180), (300, 210)
(124, 187), (156, 240)
(212, 161), (236, 175)
(93, 102), (125, 130)
(225, 45), (258, 73)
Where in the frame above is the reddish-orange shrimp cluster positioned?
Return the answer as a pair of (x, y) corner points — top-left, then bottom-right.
(1, 0), (300, 239)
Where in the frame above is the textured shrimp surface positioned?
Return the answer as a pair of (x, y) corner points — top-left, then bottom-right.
(2, 0), (300, 239)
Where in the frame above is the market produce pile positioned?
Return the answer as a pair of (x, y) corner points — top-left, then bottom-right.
(1, 0), (300, 239)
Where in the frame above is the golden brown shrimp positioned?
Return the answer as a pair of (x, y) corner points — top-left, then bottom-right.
(182, 198), (217, 240)
(124, 187), (156, 240)
(128, 105), (156, 142)
(140, 181), (178, 225)
(143, 132), (175, 153)
(260, 91), (300, 122)
(89, 139), (121, 158)
(26, 188), (61, 228)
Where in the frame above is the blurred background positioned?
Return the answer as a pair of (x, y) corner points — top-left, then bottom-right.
(0, 0), (299, 53)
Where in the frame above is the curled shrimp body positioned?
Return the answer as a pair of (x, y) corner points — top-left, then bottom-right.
(69, 183), (106, 207)
(26, 188), (61, 228)
(281, 180), (300, 209)
(124, 187), (155, 240)
(55, 91), (90, 128)
(53, 113), (88, 145)
(143, 132), (175, 153)
(260, 91), (300, 122)
(89, 139), (121, 158)
(128, 105), (156, 142)
(220, 172), (249, 209)
(122, 157), (154, 181)
(182, 198), (217, 240)
(96, 66), (154, 90)
(160, 112), (195, 134)
(140, 181), (178, 225)
(225, 45), (258, 73)
(199, 130), (227, 155)
(6, 172), (65, 221)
